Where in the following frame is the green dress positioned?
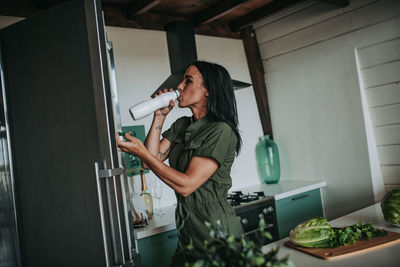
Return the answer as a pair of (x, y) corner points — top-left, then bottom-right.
(162, 115), (244, 265)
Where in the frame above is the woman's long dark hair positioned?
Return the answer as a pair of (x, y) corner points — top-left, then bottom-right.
(187, 60), (242, 154)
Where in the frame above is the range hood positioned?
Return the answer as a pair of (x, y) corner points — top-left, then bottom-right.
(155, 21), (251, 93)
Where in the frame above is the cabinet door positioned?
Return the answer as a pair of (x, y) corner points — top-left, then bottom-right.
(275, 189), (323, 239)
(137, 229), (179, 267)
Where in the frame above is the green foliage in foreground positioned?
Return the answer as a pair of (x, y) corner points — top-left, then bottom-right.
(184, 219), (292, 267)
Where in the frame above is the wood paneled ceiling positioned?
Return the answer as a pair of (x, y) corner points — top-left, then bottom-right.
(0, 0), (350, 38)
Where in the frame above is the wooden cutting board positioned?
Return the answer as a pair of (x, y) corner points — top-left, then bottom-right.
(284, 230), (400, 260)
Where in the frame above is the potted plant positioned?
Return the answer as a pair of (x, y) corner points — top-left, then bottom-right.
(184, 219), (293, 267)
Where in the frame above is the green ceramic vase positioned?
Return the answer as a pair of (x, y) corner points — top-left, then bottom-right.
(255, 135), (280, 184)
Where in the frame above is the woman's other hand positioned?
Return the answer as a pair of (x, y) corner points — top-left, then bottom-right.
(116, 132), (146, 157)
(152, 88), (175, 117)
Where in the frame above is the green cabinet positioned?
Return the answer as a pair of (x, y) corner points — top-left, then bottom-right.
(275, 188), (323, 239)
(137, 229), (179, 267)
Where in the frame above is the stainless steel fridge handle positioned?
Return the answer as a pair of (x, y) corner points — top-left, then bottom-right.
(98, 166), (124, 178)
(109, 169), (128, 266)
(95, 162), (111, 267)
(95, 162), (125, 267)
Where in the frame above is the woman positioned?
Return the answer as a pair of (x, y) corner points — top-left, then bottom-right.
(116, 60), (243, 264)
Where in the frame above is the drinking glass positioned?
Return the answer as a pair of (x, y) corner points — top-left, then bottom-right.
(153, 179), (165, 215)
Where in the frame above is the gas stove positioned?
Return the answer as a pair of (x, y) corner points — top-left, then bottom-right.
(227, 190), (278, 244)
(227, 191), (267, 206)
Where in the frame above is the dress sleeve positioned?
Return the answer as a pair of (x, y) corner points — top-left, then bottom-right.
(192, 123), (237, 166)
(162, 116), (186, 143)
(162, 122), (177, 143)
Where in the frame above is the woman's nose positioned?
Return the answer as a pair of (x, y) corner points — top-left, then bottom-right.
(177, 80), (184, 91)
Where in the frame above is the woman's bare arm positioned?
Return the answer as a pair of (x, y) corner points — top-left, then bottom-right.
(117, 134), (218, 197)
(141, 153), (218, 197)
(142, 89), (175, 168)
(142, 115), (171, 169)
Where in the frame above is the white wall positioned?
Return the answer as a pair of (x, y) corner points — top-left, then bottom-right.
(253, 0), (400, 219)
(105, 27), (264, 207)
(356, 38), (400, 192)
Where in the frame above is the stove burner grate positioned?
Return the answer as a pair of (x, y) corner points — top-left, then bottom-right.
(227, 191), (266, 206)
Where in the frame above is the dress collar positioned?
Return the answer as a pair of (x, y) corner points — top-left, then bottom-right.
(184, 115), (210, 142)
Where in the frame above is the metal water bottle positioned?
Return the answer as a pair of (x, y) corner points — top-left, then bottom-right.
(129, 90), (180, 120)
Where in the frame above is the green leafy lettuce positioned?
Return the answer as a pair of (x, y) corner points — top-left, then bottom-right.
(290, 218), (387, 248)
(381, 189), (400, 225)
(289, 218), (333, 248)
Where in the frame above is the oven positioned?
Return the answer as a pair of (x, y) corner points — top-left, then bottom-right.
(228, 191), (278, 245)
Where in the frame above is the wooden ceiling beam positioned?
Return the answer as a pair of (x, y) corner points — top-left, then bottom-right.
(102, 4), (240, 39)
(240, 26), (273, 138)
(195, 0), (252, 25)
(126, 0), (163, 19)
(316, 0), (349, 7)
(230, 0), (303, 32)
(103, 4), (176, 31)
(196, 22), (240, 39)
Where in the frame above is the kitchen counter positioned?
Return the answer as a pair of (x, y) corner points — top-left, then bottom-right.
(240, 180), (327, 200)
(133, 205), (176, 239)
(262, 203), (400, 267)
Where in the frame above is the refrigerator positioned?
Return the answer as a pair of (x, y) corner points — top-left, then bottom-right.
(0, 0), (136, 266)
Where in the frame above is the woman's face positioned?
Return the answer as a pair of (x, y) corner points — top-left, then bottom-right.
(177, 65), (209, 109)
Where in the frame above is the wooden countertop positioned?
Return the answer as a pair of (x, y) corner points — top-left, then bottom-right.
(262, 203), (400, 267)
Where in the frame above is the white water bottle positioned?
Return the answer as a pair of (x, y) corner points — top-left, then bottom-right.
(129, 90), (180, 120)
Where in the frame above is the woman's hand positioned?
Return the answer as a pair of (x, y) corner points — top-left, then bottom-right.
(152, 88), (175, 117)
(116, 132), (146, 158)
